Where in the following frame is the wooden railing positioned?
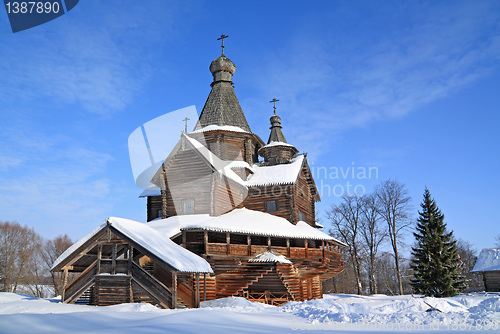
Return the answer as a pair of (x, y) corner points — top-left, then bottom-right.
(177, 280), (195, 308)
(131, 262), (172, 309)
(247, 291), (290, 306)
(205, 242), (339, 260)
(64, 261), (97, 303)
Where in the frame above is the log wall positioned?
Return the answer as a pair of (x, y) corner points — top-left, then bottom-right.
(484, 271), (500, 292)
(241, 185), (293, 221)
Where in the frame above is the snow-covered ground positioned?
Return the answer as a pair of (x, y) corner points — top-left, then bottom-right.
(0, 293), (499, 333)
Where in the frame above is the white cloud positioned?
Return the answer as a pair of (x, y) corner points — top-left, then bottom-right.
(243, 2), (500, 157)
(0, 118), (116, 237)
(0, 1), (195, 116)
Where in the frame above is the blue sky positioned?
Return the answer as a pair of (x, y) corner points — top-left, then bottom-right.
(0, 1), (499, 251)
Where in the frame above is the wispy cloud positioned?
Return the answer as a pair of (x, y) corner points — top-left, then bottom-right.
(0, 110), (117, 235)
(244, 1), (500, 157)
(0, 1), (193, 116)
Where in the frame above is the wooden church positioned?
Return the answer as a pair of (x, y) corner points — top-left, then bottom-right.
(51, 37), (345, 308)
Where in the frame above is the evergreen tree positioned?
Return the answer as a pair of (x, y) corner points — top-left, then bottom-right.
(410, 188), (466, 297)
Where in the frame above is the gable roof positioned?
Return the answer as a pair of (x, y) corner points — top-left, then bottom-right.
(150, 133), (247, 188)
(245, 155), (304, 187)
(472, 248), (500, 272)
(52, 217), (213, 274)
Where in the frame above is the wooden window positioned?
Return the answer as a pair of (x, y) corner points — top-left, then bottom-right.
(299, 210), (306, 222)
(182, 199), (195, 214)
(266, 200), (277, 212)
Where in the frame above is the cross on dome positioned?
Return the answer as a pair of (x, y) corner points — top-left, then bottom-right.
(269, 98), (279, 115)
(217, 34), (229, 56)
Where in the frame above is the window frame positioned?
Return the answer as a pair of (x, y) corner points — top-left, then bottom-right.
(182, 198), (195, 215)
(266, 200), (278, 212)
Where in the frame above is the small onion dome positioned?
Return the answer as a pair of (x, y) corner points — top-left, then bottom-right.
(210, 56), (236, 83)
(270, 114), (282, 129)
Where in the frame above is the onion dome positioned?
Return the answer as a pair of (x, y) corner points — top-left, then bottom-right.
(209, 56), (236, 83)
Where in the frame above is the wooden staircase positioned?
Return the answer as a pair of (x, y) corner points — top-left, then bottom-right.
(276, 263), (302, 301)
(130, 262), (173, 309)
(216, 264), (273, 299)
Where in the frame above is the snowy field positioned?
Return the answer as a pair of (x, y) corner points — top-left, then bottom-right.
(0, 293), (499, 333)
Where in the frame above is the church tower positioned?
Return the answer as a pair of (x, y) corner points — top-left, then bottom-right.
(189, 34), (264, 166)
(258, 100), (299, 166)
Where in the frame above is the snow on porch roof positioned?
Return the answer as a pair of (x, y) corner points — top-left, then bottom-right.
(139, 185), (161, 198)
(147, 208), (345, 245)
(472, 248), (500, 272)
(245, 155), (304, 187)
(248, 251), (292, 264)
(52, 217), (213, 274)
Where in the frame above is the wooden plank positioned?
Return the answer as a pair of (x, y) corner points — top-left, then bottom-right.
(172, 271), (177, 309)
(131, 262), (172, 308)
(195, 273), (200, 308)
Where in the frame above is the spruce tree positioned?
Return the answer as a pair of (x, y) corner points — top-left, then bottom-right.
(411, 188), (466, 297)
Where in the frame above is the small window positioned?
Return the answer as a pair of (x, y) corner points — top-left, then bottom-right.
(299, 210), (306, 222)
(157, 209), (163, 218)
(182, 199), (195, 215)
(266, 200), (277, 212)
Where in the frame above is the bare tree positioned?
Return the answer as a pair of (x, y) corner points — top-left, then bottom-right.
(375, 179), (412, 295)
(495, 235), (500, 248)
(0, 221), (41, 293)
(42, 235), (73, 296)
(360, 194), (386, 294)
(328, 195), (364, 295)
(455, 238), (484, 291)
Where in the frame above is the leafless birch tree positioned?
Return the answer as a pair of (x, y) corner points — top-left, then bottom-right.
(328, 195), (364, 295)
(360, 194), (386, 294)
(375, 179), (412, 295)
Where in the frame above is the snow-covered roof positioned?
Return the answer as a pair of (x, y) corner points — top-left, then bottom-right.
(261, 141), (296, 149)
(52, 217), (213, 274)
(248, 251), (292, 264)
(472, 248), (500, 272)
(139, 185), (161, 198)
(182, 134), (247, 187)
(147, 208), (345, 244)
(245, 155), (304, 187)
(226, 160), (254, 172)
(191, 124), (249, 134)
(315, 222), (324, 229)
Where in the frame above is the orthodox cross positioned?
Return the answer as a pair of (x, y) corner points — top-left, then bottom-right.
(182, 117), (190, 133)
(217, 34), (229, 55)
(270, 98), (279, 115)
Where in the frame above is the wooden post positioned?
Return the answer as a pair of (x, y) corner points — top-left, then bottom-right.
(161, 165), (168, 219)
(247, 235), (251, 256)
(128, 246), (134, 303)
(61, 268), (69, 302)
(111, 244), (117, 275)
(267, 237), (271, 251)
(226, 233), (230, 255)
(172, 272), (177, 309)
(182, 231), (186, 247)
(127, 246), (133, 276)
(96, 244), (102, 274)
(204, 230), (208, 255)
(203, 274), (207, 301)
(286, 238), (290, 257)
(321, 240), (325, 259)
(195, 273), (200, 308)
(305, 239), (308, 258)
